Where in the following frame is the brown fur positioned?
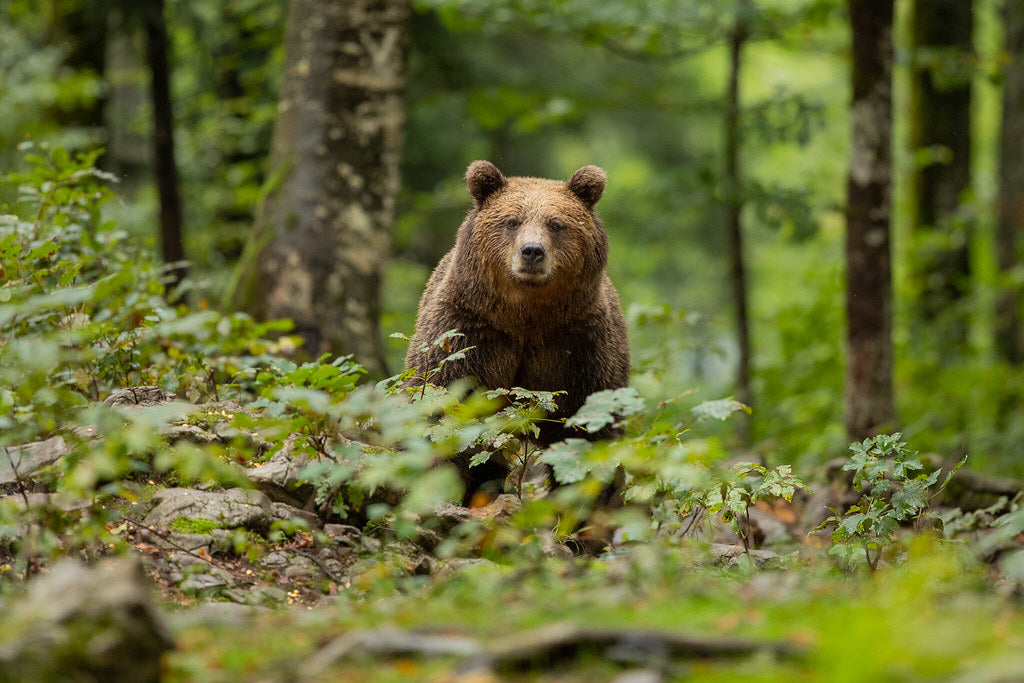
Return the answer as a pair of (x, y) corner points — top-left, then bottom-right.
(406, 161), (630, 496)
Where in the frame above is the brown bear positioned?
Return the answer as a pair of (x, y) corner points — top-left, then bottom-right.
(406, 160), (630, 499)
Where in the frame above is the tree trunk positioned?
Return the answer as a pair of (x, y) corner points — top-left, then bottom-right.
(909, 0), (973, 347)
(996, 0), (1024, 364)
(845, 0), (897, 441)
(143, 0), (186, 284)
(230, 0), (409, 375)
(725, 0), (752, 444)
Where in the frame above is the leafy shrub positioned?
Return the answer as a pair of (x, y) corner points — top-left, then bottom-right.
(816, 433), (964, 571)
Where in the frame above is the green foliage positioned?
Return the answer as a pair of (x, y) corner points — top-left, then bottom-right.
(702, 461), (810, 551)
(565, 387), (645, 434)
(690, 397), (751, 422)
(390, 329), (475, 399)
(0, 146), (287, 578)
(817, 434), (965, 572)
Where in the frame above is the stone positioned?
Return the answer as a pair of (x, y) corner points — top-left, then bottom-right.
(0, 436), (70, 486)
(143, 487), (276, 534)
(434, 493), (522, 526)
(271, 501), (323, 529)
(180, 572), (233, 595)
(245, 434), (331, 506)
(137, 528), (215, 554)
(103, 386), (176, 407)
(0, 557), (172, 682)
(219, 585), (289, 606)
(323, 523), (362, 546)
(0, 492), (91, 512)
(283, 555), (320, 582)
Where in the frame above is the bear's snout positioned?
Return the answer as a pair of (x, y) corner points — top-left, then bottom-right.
(520, 242), (546, 265)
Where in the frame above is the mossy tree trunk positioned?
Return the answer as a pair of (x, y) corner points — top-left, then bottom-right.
(231, 0), (410, 375)
(845, 0), (897, 441)
(909, 0), (974, 348)
(996, 0), (1024, 364)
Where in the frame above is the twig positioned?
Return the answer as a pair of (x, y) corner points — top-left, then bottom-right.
(289, 548), (346, 584)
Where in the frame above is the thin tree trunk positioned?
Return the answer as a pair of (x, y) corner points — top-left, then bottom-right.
(230, 0), (409, 375)
(996, 0), (1024, 363)
(909, 0), (973, 347)
(725, 0), (752, 443)
(845, 0), (897, 441)
(143, 0), (186, 283)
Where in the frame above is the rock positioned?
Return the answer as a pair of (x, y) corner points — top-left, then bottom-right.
(323, 523), (362, 547)
(283, 555), (320, 582)
(272, 501), (322, 530)
(434, 493), (522, 527)
(0, 557), (172, 682)
(436, 558), (497, 576)
(161, 402), (269, 454)
(219, 585), (290, 606)
(160, 423), (216, 443)
(180, 571), (233, 595)
(0, 492), (92, 512)
(103, 386), (176, 407)
(257, 549), (341, 583)
(747, 507), (791, 545)
(137, 528), (224, 555)
(190, 400), (255, 419)
(164, 602), (265, 630)
(0, 436), (70, 486)
(257, 550), (294, 570)
(143, 487), (276, 534)
(245, 434), (332, 506)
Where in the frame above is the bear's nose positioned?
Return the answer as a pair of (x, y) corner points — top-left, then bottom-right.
(520, 242), (546, 265)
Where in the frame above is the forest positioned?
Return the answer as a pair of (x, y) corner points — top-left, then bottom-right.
(3, 0), (1024, 680)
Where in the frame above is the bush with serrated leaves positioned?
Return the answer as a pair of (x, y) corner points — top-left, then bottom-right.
(815, 433), (965, 572)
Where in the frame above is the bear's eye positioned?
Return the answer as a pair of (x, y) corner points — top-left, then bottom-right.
(505, 218), (520, 230)
(549, 220), (565, 232)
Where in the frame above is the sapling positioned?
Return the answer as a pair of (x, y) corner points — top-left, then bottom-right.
(815, 433), (965, 571)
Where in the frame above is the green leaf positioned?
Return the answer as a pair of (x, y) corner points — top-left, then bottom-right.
(538, 438), (591, 484)
(566, 387), (645, 433)
(690, 398), (750, 421)
(468, 451), (493, 468)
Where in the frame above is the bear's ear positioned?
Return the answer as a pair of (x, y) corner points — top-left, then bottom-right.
(567, 165), (606, 209)
(466, 160), (506, 207)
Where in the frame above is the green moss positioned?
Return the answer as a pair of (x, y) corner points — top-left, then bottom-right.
(169, 516), (221, 535)
(185, 408), (231, 429)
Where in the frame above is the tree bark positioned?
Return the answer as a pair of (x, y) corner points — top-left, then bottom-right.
(230, 0), (409, 375)
(845, 0), (897, 441)
(996, 0), (1024, 364)
(143, 0), (187, 283)
(725, 0), (752, 444)
(909, 0), (973, 347)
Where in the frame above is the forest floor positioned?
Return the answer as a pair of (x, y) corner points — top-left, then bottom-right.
(4, 386), (1024, 682)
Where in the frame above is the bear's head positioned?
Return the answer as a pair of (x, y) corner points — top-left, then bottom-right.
(461, 160), (609, 294)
